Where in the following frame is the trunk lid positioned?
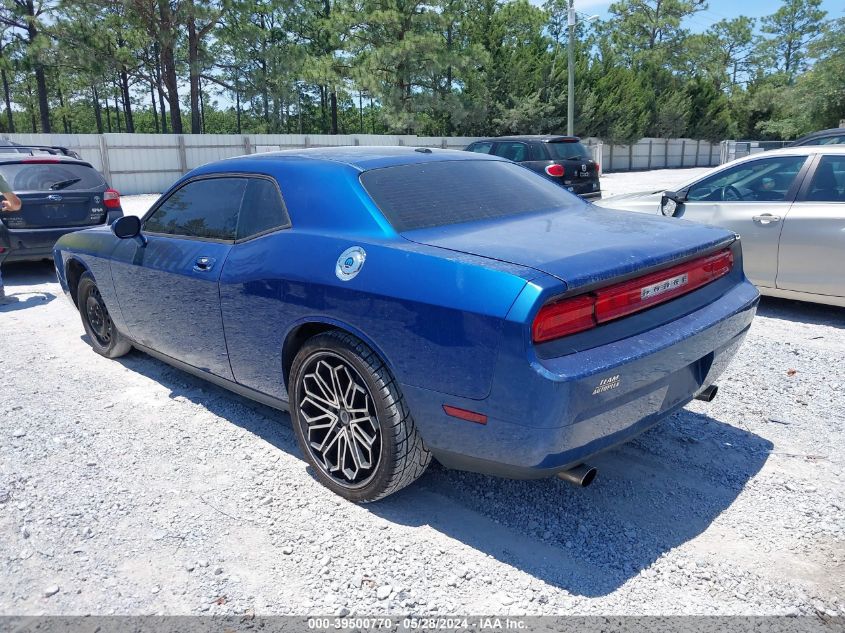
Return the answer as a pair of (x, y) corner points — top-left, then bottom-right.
(402, 206), (735, 291)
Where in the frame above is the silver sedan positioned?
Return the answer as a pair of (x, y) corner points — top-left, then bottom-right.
(595, 146), (845, 307)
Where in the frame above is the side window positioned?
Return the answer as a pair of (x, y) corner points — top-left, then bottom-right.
(493, 142), (528, 162)
(801, 135), (845, 146)
(145, 177), (246, 240)
(237, 177), (291, 240)
(528, 143), (548, 161)
(805, 156), (845, 202)
(686, 155), (807, 202)
(468, 142), (493, 154)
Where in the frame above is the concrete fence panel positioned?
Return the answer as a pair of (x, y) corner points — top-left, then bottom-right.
(1, 132), (723, 195)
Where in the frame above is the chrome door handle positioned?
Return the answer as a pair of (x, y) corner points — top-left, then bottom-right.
(752, 214), (781, 224)
(193, 256), (216, 272)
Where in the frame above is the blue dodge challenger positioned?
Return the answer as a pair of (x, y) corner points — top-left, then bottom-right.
(53, 147), (759, 502)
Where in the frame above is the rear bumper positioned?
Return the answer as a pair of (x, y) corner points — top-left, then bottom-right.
(402, 280), (759, 478)
(1, 213), (120, 263)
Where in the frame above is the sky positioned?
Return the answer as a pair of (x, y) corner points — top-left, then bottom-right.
(565, 0), (845, 32)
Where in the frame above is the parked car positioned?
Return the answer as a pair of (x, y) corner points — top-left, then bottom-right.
(54, 147), (757, 502)
(0, 148), (122, 263)
(0, 139), (82, 158)
(465, 135), (601, 199)
(786, 127), (845, 147)
(595, 146), (845, 307)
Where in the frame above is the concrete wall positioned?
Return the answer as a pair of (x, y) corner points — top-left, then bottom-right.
(1, 133), (722, 195)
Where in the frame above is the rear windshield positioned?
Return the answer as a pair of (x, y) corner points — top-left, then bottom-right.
(0, 162), (105, 192)
(546, 141), (591, 161)
(360, 160), (581, 232)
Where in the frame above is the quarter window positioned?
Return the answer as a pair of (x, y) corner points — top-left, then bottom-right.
(468, 142), (493, 154)
(144, 177), (246, 240)
(493, 142), (528, 162)
(237, 177), (290, 240)
(800, 135), (845, 146)
(686, 156), (807, 202)
(528, 144), (548, 161)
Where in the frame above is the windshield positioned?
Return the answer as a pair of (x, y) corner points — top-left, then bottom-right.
(546, 141), (591, 160)
(360, 160), (582, 232)
(0, 162), (105, 192)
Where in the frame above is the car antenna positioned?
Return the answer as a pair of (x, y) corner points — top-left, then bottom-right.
(414, 147), (432, 153)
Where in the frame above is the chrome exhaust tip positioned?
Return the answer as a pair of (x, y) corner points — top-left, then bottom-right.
(557, 463), (597, 487)
(695, 384), (719, 402)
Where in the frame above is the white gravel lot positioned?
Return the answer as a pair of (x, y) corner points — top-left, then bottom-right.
(1, 167), (844, 618)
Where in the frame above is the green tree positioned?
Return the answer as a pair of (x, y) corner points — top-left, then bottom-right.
(757, 0), (826, 80)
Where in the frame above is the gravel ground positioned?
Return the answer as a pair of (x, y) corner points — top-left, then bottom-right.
(1, 167), (844, 617)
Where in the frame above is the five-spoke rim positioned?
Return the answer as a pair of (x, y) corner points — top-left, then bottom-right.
(85, 286), (113, 347)
(297, 352), (381, 488)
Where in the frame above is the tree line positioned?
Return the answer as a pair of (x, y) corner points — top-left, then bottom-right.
(0, 0), (841, 143)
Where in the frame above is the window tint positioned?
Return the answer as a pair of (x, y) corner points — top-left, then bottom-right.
(145, 177), (246, 240)
(686, 155), (807, 202)
(528, 144), (548, 161)
(360, 160), (581, 232)
(468, 142), (493, 154)
(493, 142), (528, 162)
(805, 156), (845, 202)
(237, 177), (290, 239)
(546, 141), (591, 160)
(800, 135), (845, 146)
(0, 162), (106, 191)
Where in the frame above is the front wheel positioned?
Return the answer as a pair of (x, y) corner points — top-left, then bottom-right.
(77, 272), (132, 359)
(290, 331), (431, 502)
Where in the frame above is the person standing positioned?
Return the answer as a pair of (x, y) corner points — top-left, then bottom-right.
(0, 173), (23, 304)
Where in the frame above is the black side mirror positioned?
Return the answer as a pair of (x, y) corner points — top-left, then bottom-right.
(111, 215), (146, 246)
(660, 190), (685, 217)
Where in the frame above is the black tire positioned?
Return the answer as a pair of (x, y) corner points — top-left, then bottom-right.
(290, 330), (431, 502)
(77, 272), (132, 359)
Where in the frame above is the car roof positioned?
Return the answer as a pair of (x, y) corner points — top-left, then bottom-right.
(472, 135), (582, 143)
(209, 145), (506, 172)
(787, 128), (845, 146)
(0, 153), (91, 166)
(743, 145), (845, 158)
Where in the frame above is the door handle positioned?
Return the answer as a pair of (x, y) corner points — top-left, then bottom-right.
(752, 214), (781, 224)
(193, 256), (216, 272)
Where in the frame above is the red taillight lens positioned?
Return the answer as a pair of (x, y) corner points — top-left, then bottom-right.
(104, 188), (120, 209)
(532, 294), (597, 343)
(545, 164), (565, 177)
(22, 157), (60, 163)
(532, 248), (734, 343)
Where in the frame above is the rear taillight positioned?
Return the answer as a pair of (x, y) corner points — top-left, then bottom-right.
(22, 157), (60, 163)
(532, 248), (734, 344)
(545, 164), (565, 177)
(104, 188), (120, 209)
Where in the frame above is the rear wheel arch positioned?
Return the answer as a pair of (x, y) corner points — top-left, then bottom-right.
(281, 320), (396, 394)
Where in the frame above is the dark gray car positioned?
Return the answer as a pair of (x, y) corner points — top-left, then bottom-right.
(465, 135), (601, 199)
(0, 151), (122, 263)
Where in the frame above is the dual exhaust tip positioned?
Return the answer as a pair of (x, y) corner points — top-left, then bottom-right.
(556, 384), (719, 488)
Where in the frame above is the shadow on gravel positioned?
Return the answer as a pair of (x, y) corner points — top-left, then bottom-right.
(370, 410), (772, 598)
(0, 291), (55, 312)
(111, 347), (772, 599)
(757, 296), (844, 329)
(113, 347), (302, 451)
(1, 260), (57, 286)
